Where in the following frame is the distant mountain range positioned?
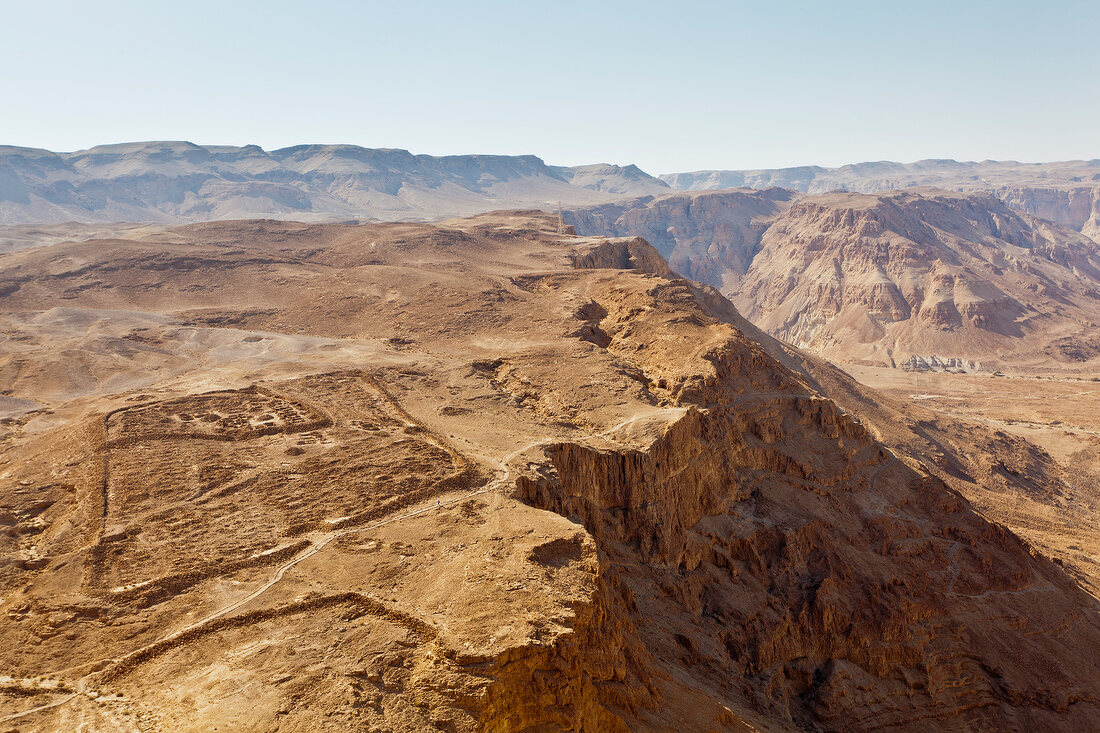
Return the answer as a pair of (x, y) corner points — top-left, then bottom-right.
(661, 159), (1100, 192)
(661, 159), (1100, 240)
(3, 144), (1099, 240)
(0, 141), (670, 225)
(5, 144), (1100, 371)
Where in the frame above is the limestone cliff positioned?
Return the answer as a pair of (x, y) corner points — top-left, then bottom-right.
(995, 185), (1100, 242)
(660, 159), (1100, 243)
(503, 264), (1100, 730)
(2, 213), (1099, 731)
(568, 187), (1100, 370)
(565, 188), (793, 291)
(732, 189), (1100, 368)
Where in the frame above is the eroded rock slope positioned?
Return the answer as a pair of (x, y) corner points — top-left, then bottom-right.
(1, 214), (1099, 730)
(570, 188), (1100, 370)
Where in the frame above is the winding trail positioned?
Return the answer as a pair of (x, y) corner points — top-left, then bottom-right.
(0, 689), (86, 726)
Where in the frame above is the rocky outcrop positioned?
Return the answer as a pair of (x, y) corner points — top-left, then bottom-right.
(569, 236), (675, 278)
(505, 283), (1100, 728)
(995, 185), (1100, 241)
(732, 189), (1100, 367)
(901, 355), (981, 372)
(475, 559), (659, 733)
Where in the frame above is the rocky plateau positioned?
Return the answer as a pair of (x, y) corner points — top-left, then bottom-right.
(1, 213), (1099, 731)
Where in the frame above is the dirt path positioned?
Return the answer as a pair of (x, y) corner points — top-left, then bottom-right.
(0, 484), (497, 726)
(4, 386), (827, 726)
(0, 691), (83, 726)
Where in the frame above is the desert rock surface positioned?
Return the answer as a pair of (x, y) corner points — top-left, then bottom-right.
(832, 364), (1100, 599)
(564, 188), (795, 293)
(2, 214), (1100, 730)
(569, 188), (1100, 371)
(735, 189), (1100, 369)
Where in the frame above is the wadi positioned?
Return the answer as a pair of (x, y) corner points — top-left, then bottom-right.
(1, 182), (1100, 730)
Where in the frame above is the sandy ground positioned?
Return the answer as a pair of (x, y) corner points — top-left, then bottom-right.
(843, 364), (1100, 597)
(846, 366), (1100, 472)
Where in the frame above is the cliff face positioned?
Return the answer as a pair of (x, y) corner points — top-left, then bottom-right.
(573, 186), (1100, 370)
(996, 185), (1100, 242)
(732, 189), (1100, 368)
(2, 213), (1100, 731)
(565, 188), (794, 291)
(504, 269), (1100, 730)
(568, 235), (676, 279)
(517, 414), (1099, 730)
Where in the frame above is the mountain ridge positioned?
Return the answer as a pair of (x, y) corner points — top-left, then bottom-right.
(661, 158), (1100, 192)
(3, 212), (1100, 729)
(0, 141), (670, 225)
(661, 159), (1100, 240)
(566, 187), (1100, 370)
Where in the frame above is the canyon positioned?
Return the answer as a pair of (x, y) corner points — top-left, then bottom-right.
(567, 188), (1100, 372)
(2, 213), (1100, 730)
(3, 141), (1100, 731)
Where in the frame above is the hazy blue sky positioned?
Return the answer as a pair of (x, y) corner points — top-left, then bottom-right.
(2, 0), (1096, 173)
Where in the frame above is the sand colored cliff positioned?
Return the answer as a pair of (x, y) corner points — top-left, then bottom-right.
(1, 214), (1100, 730)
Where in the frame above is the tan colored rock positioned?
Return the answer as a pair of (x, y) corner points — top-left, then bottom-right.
(1, 213), (1099, 731)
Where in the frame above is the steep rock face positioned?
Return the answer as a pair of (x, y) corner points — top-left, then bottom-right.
(732, 189), (1100, 367)
(752, 338), (1100, 600)
(476, 563), (661, 733)
(568, 186), (1100, 368)
(996, 185), (1100, 242)
(568, 235), (676, 279)
(3, 213), (1100, 731)
(565, 188), (793, 290)
(505, 270), (1100, 730)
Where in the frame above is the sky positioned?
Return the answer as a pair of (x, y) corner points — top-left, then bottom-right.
(1, 0), (1097, 174)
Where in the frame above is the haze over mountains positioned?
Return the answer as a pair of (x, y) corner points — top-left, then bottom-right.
(4, 143), (1099, 243)
(662, 159), (1100, 240)
(0, 141), (670, 226)
(5, 141), (1100, 374)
